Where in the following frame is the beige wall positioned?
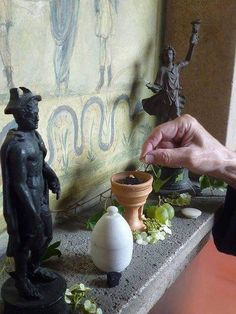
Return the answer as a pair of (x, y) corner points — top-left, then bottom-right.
(163, 0), (236, 145)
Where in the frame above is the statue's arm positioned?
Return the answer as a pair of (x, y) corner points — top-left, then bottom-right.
(154, 67), (164, 86)
(146, 68), (163, 93)
(185, 32), (199, 62)
(43, 162), (61, 200)
(9, 146), (40, 220)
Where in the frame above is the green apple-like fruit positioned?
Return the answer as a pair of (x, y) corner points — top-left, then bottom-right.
(146, 203), (174, 223)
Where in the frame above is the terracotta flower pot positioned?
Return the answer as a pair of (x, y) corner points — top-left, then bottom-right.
(110, 171), (153, 231)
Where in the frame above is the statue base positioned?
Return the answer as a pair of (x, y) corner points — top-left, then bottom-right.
(1, 271), (68, 314)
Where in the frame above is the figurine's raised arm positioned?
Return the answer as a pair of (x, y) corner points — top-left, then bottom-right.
(185, 19), (201, 62)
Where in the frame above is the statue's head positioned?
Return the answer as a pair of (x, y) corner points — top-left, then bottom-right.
(161, 46), (176, 65)
(5, 87), (41, 130)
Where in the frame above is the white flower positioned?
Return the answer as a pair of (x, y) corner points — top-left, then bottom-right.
(141, 214), (147, 220)
(148, 235), (158, 244)
(96, 308), (103, 314)
(154, 230), (166, 241)
(79, 283), (87, 291)
(165, 220), (172, 227)
(84, 299), (97, 313)
(161, 225), (172, 235)
(64, 289), (72, 304)
(136, 232), (149, 245)
(65, 288), (72, 296)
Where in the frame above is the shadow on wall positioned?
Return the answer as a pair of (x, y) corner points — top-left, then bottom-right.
(53, 40), (155, 214)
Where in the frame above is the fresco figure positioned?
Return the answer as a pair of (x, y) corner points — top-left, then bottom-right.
(0, 0), (14, 89)
(143, 20), (201, 122)
(94, 0), (118, 92)
(1, 87), (61, 299)
(50, 0), (79, 96)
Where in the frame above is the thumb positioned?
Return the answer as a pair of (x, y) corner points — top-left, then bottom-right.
(144, 147), (188, 168)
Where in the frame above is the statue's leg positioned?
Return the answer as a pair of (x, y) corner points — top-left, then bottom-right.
(13, 247), (41, 299)
(29, 212), (56, 282)
(176, 104), (181, 116)
(168, 103), (179, 120)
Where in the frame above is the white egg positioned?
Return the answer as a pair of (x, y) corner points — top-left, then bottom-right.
(90, 206), (133, 272)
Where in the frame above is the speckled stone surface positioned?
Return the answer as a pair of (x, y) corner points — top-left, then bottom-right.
(0, 196), (224, 314)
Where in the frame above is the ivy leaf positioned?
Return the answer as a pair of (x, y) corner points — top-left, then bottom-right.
(199, 175), (211, 190)
(199, 175), (227, 191)
(41, 241), (62, 261)
(151, 165), (162, 179)
(153, 176), (171, 193)
(85, 210), (104, 230)
(175, 171), (184, 182)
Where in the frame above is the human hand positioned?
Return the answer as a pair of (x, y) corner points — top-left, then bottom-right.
(140, 114), (236, 186)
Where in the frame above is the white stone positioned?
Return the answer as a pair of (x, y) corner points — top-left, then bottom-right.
(89, 206), (133, 272)
(181, 207), (202, 219)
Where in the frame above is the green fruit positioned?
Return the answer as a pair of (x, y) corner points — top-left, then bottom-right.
(154, 206), (169, 224)
(146, 206), (157, 219)
(162, 203), (175, 220)
(146, 203), (174, 224)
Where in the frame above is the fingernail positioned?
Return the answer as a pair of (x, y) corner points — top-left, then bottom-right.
(144, 154), (154, 164)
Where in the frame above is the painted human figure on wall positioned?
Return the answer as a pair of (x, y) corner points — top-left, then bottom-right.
(49, 0), (79, 96)
(142, 20), (200, 122)
(94, 0), (118, 92)
(0, 0), (14, 89)
(1, 87), (60, 299)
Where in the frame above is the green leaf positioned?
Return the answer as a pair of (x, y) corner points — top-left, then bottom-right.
(199, 175), (227, 191)
(153, 176), (171, 193)
(41, 241), (62, 261)
(85, 210), (104, 230)
(116, 204), (125, 216)
(199, 175), (211, 190)
(0, 256), (13, 276)
(48, 240), (61, 249)
(150, 165), (162, 179)
(175, 171), (184, 182)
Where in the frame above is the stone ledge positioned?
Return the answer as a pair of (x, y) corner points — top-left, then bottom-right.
(0, 196), (224, 314)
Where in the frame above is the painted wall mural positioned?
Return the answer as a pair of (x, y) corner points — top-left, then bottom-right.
(50, 0), (80, 96)
(0, 0), (164, 232)
(0, 0), (14, 89)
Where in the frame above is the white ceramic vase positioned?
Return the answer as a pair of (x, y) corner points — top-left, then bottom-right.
(89, 206), (133, 272)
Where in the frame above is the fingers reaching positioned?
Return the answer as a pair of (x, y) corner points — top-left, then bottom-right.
(142, 147), (190, 168)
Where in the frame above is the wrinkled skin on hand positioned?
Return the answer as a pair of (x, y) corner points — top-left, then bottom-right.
(140, 114), (236, 188)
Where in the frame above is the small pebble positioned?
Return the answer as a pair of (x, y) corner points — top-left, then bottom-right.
(181, 207), (202, 219)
